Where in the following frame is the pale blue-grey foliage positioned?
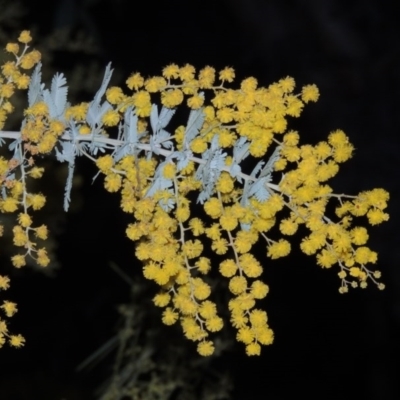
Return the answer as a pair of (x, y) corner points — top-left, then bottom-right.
(27, 62), (44, 107)
(174, 149), (192, 171)
(150, 104), (176, 132)
(229, 136), (250, 183)
(63, 162), (75, 212)
(145, 160), (174, 199)
(113, 107), (139, 162)
(148, 105), (175, 157)
(42, 72), (68, 119)
(55, 137), (76, 212)
(8, 60), (284, 217)
(86, 63), (113, 134)
(183, 106), (204, 149)
(196, 135), (227, 204)
(241, 145), (281, 207)
(55, 121), (80, 212)
(8, 134), (23, 164)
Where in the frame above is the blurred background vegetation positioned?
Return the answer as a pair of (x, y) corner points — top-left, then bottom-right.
(0, 0), (398, 399)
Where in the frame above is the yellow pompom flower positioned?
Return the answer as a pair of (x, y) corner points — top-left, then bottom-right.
(328, 129), (348, 147)
(96, 155), (114, 173)
(219, 259), (238, 278)
(350, 227), (369, 245)
(333, 144), (354, 163)
(187, 94), (204, 109)
(16, 74), (30, 89)
(279, 219), (298, 235)
(316, 249), (337, 268)
(183, 240), (203, 259)
(198, 66), (216, 88)
(205, 316), (223, 332)
(215, 172), (234, 193)
(199, 300), (217, 319)
(204, 197), (223, 219)
(1, 301), (18, 317)
(230, 311), (248, 329)
(195, 257), (211, 274)
(250, 280), (269, 299)
(241, 77), (258, 92)
(177, 297), (198, 316)
(18, 30), (32, 44)
(12, 226), (27, 247)
(29, 167), (45, 178)
(246, 342), (261, 356)
(279, 76), (295, 92)
(218, 130), (236, 148)
(205, 223), (221, 240)
(104, 173), (122, 192)
(193, 280), (211, 301)
(35, 225), (48, 240)
(190, 137), (208, 153)
(2, 197), (19, 212)
(5, 42), (19, 54)
(144, 76), (167, 93)
(219, 214), (238, 231)
(0, 275), (10, 290)
(106, 86), (124, 104)
(354, 247), (374, 265)
(249, 309), (268, 327)
(217, 107), (235, 123)
(79, 125), (91, 135)
(237, 327), (254, 344)
(18, 213), (32, 228)
(126, 72), (144, 90)
(219, 67), (235, 83)
(1, 61), (18, 78)
(162, 163), (176, 179)
(162, 64), (180, 79)
(70, 103), (89, 120)
(102, 110), (120, 127)
(9, 334), (25, 348)
(175, 205), (190, 222)
(267, 239), (291, 259)
(197, 340), (214, 356)
(229, 276), (247, 295)
(132, 90), (151, 108)
(240, 254), (262, 278)
(211, 238), (229, 255)
(301, 84), (319, 103)
(256, 327), (274, 345)
(0, 83), (15, 98)
(36, 248), (50, 267)
(189, 218), (204, 236)
(161, 89), (184, 108)
(283, 131), (300, 146)
(153, 292), (171, 307)
(367, 209), (389, 225)
(179, 64), (196, 81)
(11, 254), (26, 268)
(20, 52), (39, 69)
(234, 231), (253, 253)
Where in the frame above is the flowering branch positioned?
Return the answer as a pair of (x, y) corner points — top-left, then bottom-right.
(0, 31), (389, 355)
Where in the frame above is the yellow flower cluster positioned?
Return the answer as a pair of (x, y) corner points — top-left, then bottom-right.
(1, 33), (50, 270)
(0, 33), (390, 356)
(88, 63), (388, 355)
(0, 274), (25, 348)
(274, 129), (389, 292)
(95, 153), (223, 355)
(1, 30), (40, 130)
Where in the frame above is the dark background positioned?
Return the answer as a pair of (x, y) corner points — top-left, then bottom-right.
(0, 0), (399, 399)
